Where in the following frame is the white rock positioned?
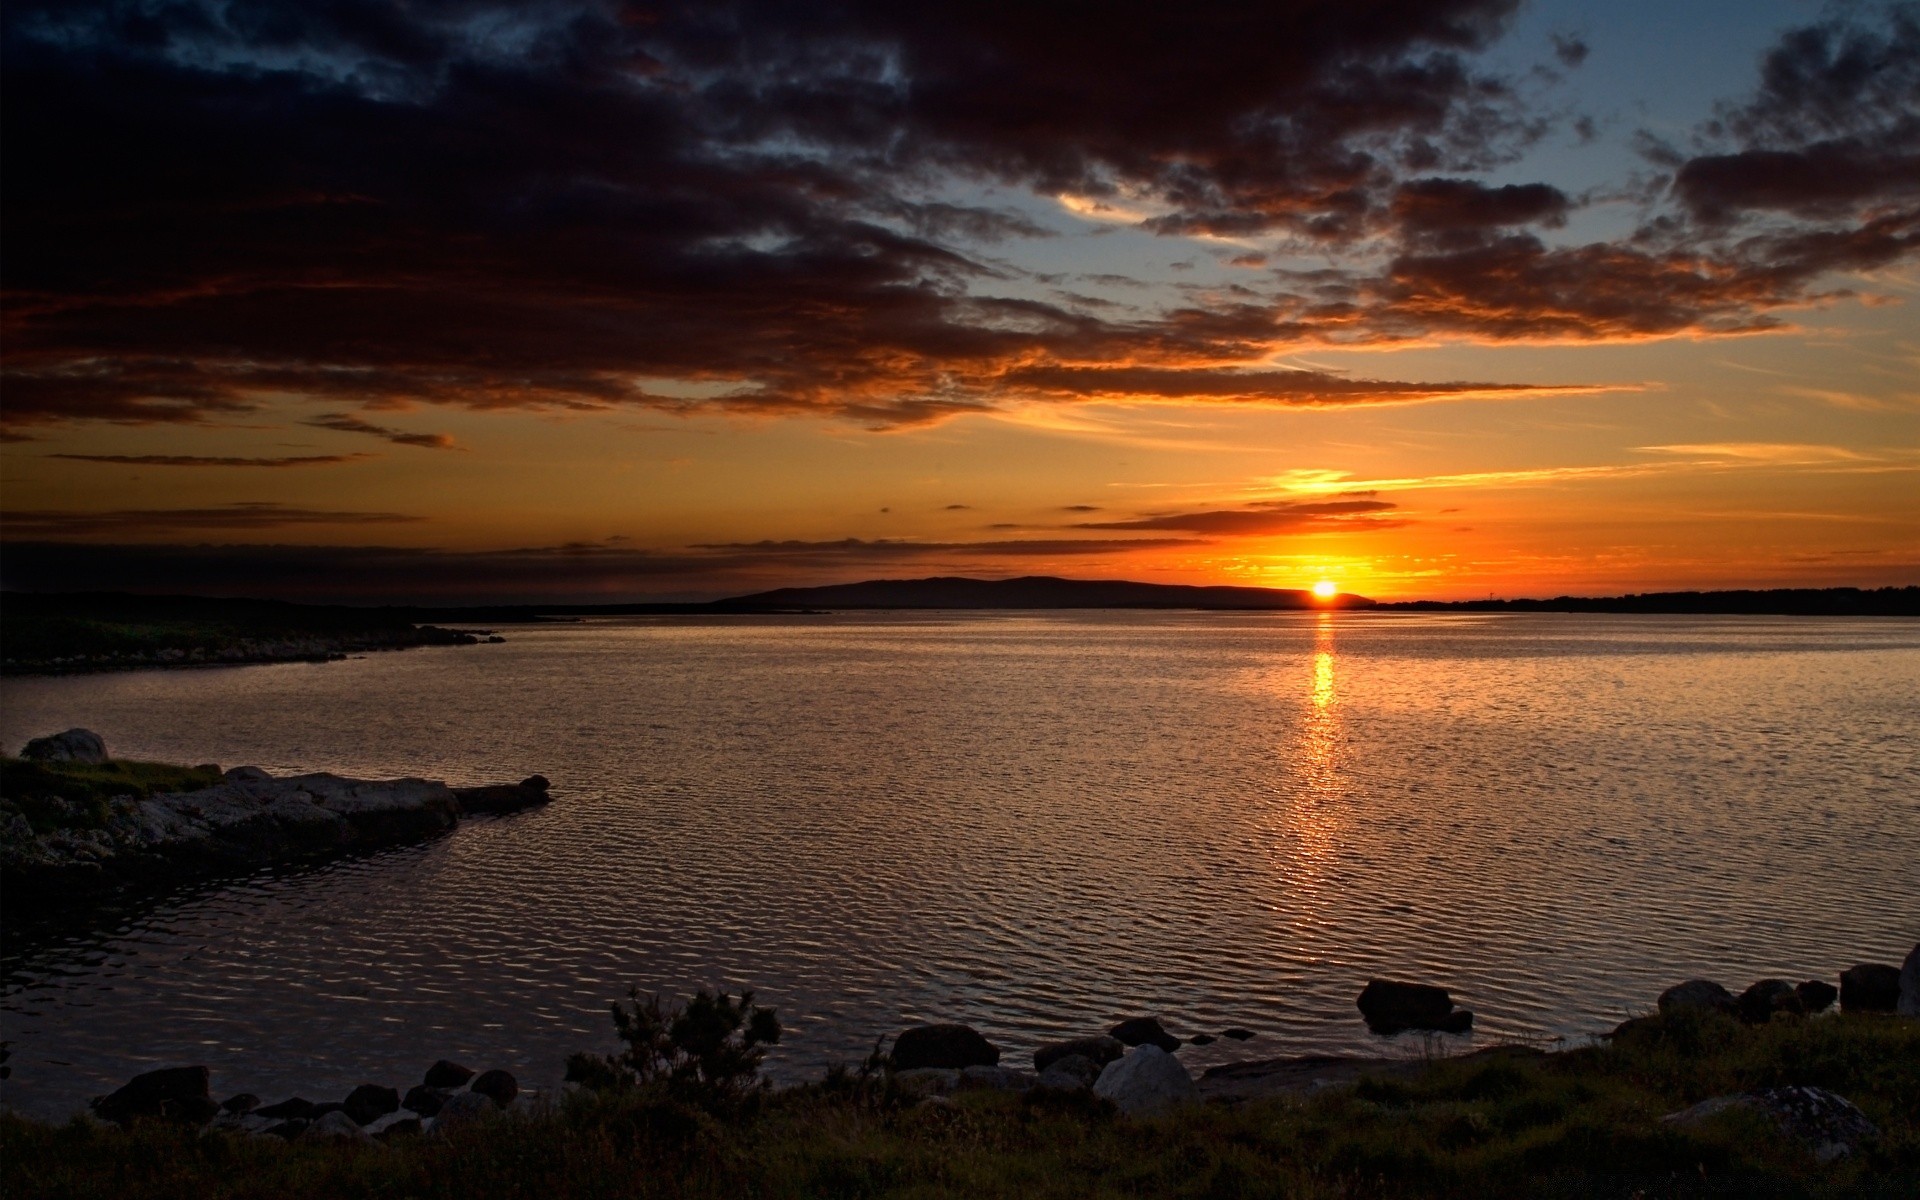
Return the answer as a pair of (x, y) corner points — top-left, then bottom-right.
(1092, 1044), (1198, 1116)
(299, 1110), (375, 1144)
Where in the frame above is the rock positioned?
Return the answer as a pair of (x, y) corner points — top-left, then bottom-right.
(221, 1093), (260, 1115)
(1737, 979), (1804, 1023)
(1108, 1017), (1181, 1053)
(1663, 1086), (1877, 1163)
(403, 1084), (450, 1117)
(469, 1069), (518, 1108)
(1900, 944), (1920, 1018)
(1187, 1034), (1215, 1046)
(224, 766), (273, 783)
(375, 1117), (424, 1140)
(1357, 980), (1472, 1033)
(91, 1065), (217, 1125)
(1839, 963), (1900, 1013)
(1657, 979), (1737, 1016)
(1222, 1028), (1255, 1041)
(957, 1065), (1036, 1092)
(343, 1084), (400, 1126)
(1797, 980), (1838, 1014)
(1033, 1035), (1125, 1073)
(451, 777), (552, 815)
(430, 1091), (500, 1135)
(892, 1068), (960, 1096)
(892, 1023), (1000, 1070)
(263, 1119), (310, 1140)
(1035, 1054), (1103, 1091)
(1609, 1015), (1665, 1045)
(255, 1097), (319, 1120)
(424, 1059), (476, 1088)
(1092, 1045), (1198, 1117)
(299, 1110), (375, 1145)
(21, 728), (109, 764)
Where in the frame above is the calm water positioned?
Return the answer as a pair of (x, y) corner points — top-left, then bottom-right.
(3, 611), (1917, 1118)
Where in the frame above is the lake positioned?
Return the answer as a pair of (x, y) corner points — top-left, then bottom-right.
(3, 611), (1917, 1118)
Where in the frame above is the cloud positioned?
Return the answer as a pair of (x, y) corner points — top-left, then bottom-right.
(51, 453), (371, 467)
(1002, 363), (1580, 405)
(1074, 497), (1402, 535)
(3, 503), (421, 536)
(691, 537), (1203, 557)
(304, 414), (457, 449)
(1550, 34), (1590, 68)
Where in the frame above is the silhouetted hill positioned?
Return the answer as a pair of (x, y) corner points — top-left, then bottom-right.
(1376, 586), (1919, 616)
(714, 575), (1368, 610)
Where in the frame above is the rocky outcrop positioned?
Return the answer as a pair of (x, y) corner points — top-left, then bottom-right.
(1357, 979), (1473, 1033)
(1839, 963), (1900, 1012)
(91, 1065), (217, 1125)
(892, 1024), (999, 1070)
(21, 728), (108, 764)
(1108, 1017), (1181, 1053)
(1796, 980), (1838, 1013)
(1657, 979), (1736, 1016)
(1092, 1045), (1197, 1116)
(343, 1084), (400, 1126)
(424, 1060), (476, 1089)
(470, 1069), (519, 1108)
(1663, 1086), (1878, 1163)
(1737, 979), (1803, 1023)
(2, 741), (553, 906)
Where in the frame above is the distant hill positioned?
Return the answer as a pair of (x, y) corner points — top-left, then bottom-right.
(712, 575), (1368, 610)
(1375, 586), (1919, 617)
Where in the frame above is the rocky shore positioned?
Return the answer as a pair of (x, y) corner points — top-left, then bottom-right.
(0, 728), (551, 905)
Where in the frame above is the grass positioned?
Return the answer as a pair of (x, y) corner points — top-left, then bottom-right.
(1, 757), (226, 834)
(4, 1011), (1916, 1199)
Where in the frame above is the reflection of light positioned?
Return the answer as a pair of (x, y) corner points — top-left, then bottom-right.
(1312, 580), (1338, 600)
(1313, 651), (1334, 709)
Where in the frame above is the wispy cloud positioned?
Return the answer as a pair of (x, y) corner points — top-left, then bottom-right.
(304, 413), (457, 449)
(51, 452), (373, 468)
(4, 503), (422, 536)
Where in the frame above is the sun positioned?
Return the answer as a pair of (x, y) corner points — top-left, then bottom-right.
(1312, 580), (1339, 599)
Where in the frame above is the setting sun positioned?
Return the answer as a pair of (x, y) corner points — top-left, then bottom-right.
(1312, 581), (1339, 599)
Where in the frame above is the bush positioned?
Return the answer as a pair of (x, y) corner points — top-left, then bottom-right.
(569, 988), (780, 1113)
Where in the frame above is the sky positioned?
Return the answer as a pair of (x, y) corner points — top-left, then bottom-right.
(2, 0), (1917, 603)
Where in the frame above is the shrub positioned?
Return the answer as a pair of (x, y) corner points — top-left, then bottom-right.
(569, 988), (780, 1113)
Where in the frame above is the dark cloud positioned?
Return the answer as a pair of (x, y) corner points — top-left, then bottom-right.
(51, 453), (370, 467)
(1003, 364), (1566, 405)
(1075, 497), (1401, 535)
(1061, 505), (1102, 512)
(304, 413), (457, 449)
(692, 537), (1201, 557)
(1391, 178), (1570, 242)
(1550, 35), (1590, 68)
(943, 503), (971, 510)
(3, 503), (421, 536)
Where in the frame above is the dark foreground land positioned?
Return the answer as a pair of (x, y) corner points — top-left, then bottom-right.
(5, 1010), (1917, 1199)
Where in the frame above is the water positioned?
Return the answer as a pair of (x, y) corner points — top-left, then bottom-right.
(2, 611), (1916, 1118)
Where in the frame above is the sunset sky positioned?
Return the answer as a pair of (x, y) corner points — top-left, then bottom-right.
(3, 0), (1917, 602)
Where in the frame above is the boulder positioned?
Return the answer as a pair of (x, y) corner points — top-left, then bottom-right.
(375, 1117), (424, 1141)
(1839, 963), (1900, 1013)
(469, 1069), (518, 1108)
(892, 1024), (1000, 1070)
(255, 1097), (319, 1120)
(1357, 980), (1472, 1033)
(1663, 1086), (1877, 1163)
(21, 728), (109, 764)
(343, 1084), (400, 1126)
(221, 1093), (260, 1115)
(1033, 1035), (1124, 1073)
(299, 1110), (375, 1144)
(1035, 1054), (1102, 1091)
(430, 1091), (500, 1136)
(1796, 980), (1838, 1014)
(91, 1065), (217, 1125)
(1737, 979), (1804, 1023)
(263, 1119), (310, 1140)
(1092, 1045), (1198, 1117)
(1900, 944), (1920, 1018)
(424, 1059), (476, 1088)
(224, 766), (273, 783)
(1657, 979), (1736, 1016)
(1108, 1017), (1181, 1053)
(403, 1084), (450, 1117)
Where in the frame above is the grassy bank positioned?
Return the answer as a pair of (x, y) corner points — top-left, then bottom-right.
(1, 756), (225, 835)
(5, 1011), (1916, 1199)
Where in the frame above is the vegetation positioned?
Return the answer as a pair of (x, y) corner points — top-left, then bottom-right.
(1, 756), (225, 834)
(4, 1007), (1916, 1198)
(566, 989), (784, 1114)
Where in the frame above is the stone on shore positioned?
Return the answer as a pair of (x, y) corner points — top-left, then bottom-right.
(1357, 980), (1473, 1033)
(424, 1059), (476, 1088)
(220, 1093), (260, 1115)
(892, 1024), (999, 1070)
(255, 1097), (318, 1120)
(957, 1065), (1036, 1092)
(1840, 963), (1900, 1013)
(1035, 1054), (1103, 1092)
(1108, 1017), (1181, 1053)
(1093, 1045), (1197, 1116)
(299, 1110), (376, 1144)
(343, 1084), (400, 1126)
(1899, 944), (1920, 1017)
(1033, 1035), (1124, 1074)
(1663, 1086), (1877, 1163)
(893, 1068), (960, 1096)
(91, 1065), (217, 1125)
(469, 1069), (519, 1108)
(1796, 980), (1838, 1013)
(403, 1084), (450, 1117)
(21, 728), (109, 764)
(1657, 979), (1736, 1016)
(430, 1091), (500, 1135)
(1737, 979), (1804, 1023)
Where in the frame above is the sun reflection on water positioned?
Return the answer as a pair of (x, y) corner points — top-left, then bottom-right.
(1269, 614), (1349, 957)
